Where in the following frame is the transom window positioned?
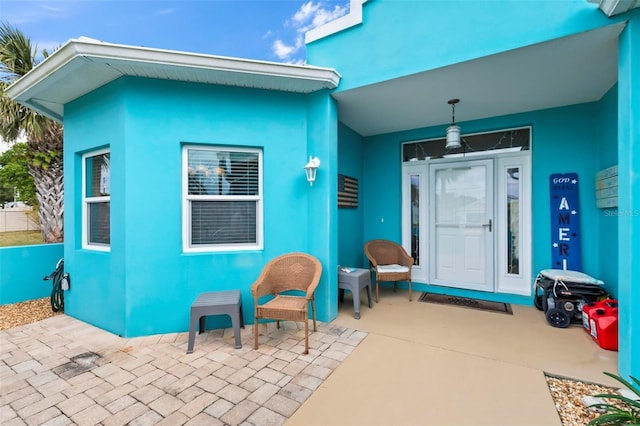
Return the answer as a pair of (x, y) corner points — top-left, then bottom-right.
(402, 127), (531, 162)
(183, 146), (263, 252)
(82, 149), (110, 251)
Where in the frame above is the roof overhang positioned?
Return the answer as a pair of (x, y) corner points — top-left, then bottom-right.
(332, 22), (626, 137)
(5, 37), (341, 122)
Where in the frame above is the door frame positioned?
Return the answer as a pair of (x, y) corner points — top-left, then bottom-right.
(402, 150), (532, 295)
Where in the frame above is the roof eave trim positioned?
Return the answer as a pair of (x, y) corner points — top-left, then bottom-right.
(6, 37), (341, 102)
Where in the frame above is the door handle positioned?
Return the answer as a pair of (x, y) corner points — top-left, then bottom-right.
(482, 219), (492, 232)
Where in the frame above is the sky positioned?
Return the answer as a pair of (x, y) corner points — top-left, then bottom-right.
(0, 0), (351, 153)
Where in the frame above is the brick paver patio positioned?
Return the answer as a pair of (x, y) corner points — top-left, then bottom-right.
(0, 315), (366, 425)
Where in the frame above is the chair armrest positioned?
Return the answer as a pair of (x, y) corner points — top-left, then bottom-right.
(398, 251), (414, 267)
(304, 266), (323, 300)
(250, 276), (273, 300)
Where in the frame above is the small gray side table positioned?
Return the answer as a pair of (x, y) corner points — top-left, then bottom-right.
(338, 267), (373, 319)
(187, 290), (244, 353)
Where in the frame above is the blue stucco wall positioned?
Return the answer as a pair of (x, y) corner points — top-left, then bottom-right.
(0, 243), (64, 305)
(337, 123), (365, 268)
(307, 0), (621, 91)
(63, 77), (337, 337)
(64, 80), (127, 336)
(617, 12), (640, 381)
(596, 85), (619, 296)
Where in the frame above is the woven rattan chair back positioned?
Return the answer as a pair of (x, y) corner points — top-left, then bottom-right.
(261, 253), (322, 295)
(364, 239), (413, 302)
(251, 252), (322, 354)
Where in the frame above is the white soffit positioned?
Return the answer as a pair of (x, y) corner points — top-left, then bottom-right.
(5, 37), (341, 122)
(332, 22), (625, 137)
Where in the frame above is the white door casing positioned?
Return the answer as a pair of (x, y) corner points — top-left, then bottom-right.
(401, 152), (531, 295)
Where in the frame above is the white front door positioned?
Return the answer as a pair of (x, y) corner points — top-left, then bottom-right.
(429, 159), (494, 291)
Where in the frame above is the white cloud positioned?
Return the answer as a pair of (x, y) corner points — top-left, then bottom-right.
(272, 40), (296, 60)
(270, 1), (349, 62)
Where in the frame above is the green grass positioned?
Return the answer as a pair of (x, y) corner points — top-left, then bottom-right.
(0, 231), (44, 247)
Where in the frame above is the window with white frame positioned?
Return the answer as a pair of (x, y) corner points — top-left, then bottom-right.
(183, 146), (263, 251)
(82, 149), (110, 250)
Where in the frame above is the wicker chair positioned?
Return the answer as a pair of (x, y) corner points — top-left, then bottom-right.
(364, 239), (414, 302)
(251, 253), (322, 354)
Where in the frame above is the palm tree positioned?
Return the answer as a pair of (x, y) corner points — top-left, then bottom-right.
(0, 22), (63, 242)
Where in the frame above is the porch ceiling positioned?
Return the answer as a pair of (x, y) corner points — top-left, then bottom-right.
(333, 22), (625, 137)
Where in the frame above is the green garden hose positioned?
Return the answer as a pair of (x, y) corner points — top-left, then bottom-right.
(44, 259), (68, 312)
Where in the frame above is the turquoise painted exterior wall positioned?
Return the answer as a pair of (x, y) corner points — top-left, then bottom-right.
(617, 11), (640, 381)
(0, 243), (64, 305)
(62, 77), (337, 337)
(337, 123), (365, 268)
(596, 85), (619, 296)
(307, 0), (622, 90)
(64, 80), (127, 336)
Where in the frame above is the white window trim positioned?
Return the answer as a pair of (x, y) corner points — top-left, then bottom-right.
(496, 154), (532, 296)
(182, 145), (264, 253)
(82, 148), (110, 252)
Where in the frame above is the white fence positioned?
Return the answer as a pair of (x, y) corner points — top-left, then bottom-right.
(0, 208), (40, 232)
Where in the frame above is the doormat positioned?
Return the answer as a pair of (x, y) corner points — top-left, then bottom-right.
(418, 293), (513, 315)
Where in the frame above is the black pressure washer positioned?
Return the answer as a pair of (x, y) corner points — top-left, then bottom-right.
(43, 259), (70, 312)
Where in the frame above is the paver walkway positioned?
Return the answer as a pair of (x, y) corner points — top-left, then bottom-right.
(1, 315), (366, 425)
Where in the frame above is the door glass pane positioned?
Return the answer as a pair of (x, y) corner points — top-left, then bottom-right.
(507, 167), (520, 274)
(410, 174), (420, 265)
(435, 166), (486, 225)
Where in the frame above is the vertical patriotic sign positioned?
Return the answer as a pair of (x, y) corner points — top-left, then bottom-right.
(550, 173), (581, 271)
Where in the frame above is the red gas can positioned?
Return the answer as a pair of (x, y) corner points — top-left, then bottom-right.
(582, 299), (618, 351)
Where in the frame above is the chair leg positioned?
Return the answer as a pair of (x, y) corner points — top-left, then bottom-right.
(311, 300), (317, 332)
(304, 314), (309, 355)
(409, 279), (413, 302)
(254, 316), (259, 350)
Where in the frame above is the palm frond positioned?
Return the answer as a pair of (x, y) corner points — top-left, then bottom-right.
(0, 21), (36, 80)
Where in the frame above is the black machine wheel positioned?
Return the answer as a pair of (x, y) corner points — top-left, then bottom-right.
(534, 294), (544, 311)
(546, 308), (571, 328)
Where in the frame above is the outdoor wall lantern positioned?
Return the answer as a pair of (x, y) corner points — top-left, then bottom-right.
(304, 156), (321, 186)
(445, 98), (462, 149)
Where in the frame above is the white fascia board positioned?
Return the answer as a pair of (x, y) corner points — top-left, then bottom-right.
(6, 37), (341, 103)
(306, 0), (368, 44)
